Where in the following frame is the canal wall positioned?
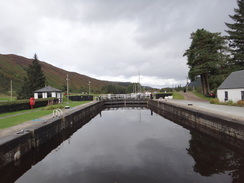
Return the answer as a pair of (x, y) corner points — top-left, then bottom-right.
(0, 101), (103, 168)
(148, 100), (244, 151)
(0, 112), (101, 183)
(1, 99), (244, 168)
(103, 99), (148, 107)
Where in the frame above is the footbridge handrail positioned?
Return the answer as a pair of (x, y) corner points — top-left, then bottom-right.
(52, 108), (64, 118)
(99, 94), (150, 101)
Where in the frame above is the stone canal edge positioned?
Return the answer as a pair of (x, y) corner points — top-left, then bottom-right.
(0, 100), (244, 168)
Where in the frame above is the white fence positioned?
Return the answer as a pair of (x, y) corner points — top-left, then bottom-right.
(99, 93), (150, 100)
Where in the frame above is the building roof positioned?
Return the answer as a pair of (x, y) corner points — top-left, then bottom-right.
(34, 86), (62, 93)
(188, 76), (201, 87)
(218, 70), (244, 89)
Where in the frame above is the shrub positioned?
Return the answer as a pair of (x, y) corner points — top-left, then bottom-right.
(210, 99), (244, 106)
(43, 104), (64, 110)
(237, 100), (244, 106)
(0, 98), (59, 114)
(225, 100), (234, 105)
(210, 98), (219, 104)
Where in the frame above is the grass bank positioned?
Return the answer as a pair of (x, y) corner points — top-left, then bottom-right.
(172, 92), (184, 100)
(0, 101), (90, 129)
(0, 96), (16, 101)
(192, 91), (212, 101)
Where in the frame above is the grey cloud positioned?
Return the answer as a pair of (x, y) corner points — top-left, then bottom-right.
(0, 0), (238, 88)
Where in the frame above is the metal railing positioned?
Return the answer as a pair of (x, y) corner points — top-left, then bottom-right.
(52, 108), (63, 118)
(99, 94), (150, 100)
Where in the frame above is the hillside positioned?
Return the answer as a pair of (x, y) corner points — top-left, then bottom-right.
(0, 54), (110, 93)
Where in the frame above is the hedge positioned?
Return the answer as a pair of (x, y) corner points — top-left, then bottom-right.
(0, 98), (59, 114)
(155, 93), (173, 99)
(68, 95), (93, 101)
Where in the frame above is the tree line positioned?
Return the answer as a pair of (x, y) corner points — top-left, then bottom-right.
(183, 0), (244, 95)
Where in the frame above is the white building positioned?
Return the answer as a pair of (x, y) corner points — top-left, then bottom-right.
(34, 86), (63, 101)
(217, 70), (244, 103)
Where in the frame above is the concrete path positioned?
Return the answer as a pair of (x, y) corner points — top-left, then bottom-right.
(164, 99), (244, 120)
(171, 92), (244, 119)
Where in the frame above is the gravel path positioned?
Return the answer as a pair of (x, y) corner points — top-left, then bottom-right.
(179, 91), (209, 102)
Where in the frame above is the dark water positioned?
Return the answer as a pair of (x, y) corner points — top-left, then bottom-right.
(13, 108), (244, 183)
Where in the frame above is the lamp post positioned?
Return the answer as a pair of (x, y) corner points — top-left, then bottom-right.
(88, 81), (90, 95)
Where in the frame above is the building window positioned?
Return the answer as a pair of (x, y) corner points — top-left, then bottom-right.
(38, 93), (42, 99)
(241, 91), (244, 101)
(224, 91), (228, 101)
(47, 92), (52, 98)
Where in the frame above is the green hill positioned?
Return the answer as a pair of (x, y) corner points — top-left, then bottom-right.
(0, 54), (110, 94)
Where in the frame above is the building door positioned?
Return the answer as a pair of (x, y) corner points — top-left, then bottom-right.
(241, 91), (244, 101)
(47, 92), (52, 98)
(38, 93), (42, 99)
(225, 91), (228, 101)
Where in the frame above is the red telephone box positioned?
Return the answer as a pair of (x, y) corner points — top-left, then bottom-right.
(30, 97), (35, 109)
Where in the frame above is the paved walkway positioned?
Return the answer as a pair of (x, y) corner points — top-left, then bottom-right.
(166, 99), (244, 119)
(171, 92), (244, 119)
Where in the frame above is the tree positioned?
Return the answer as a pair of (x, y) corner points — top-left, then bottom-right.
(101, 84), (127, 94)
(187, 131), (243, 181)
(225, 0), (244, 70)
(183, 29), (229, 95)
(17, 54), (46, 99)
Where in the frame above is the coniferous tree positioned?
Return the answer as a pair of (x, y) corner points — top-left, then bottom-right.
(225, 0), (244, 70)
(183, 29), (229, 95)
(17, 54), (46, 99)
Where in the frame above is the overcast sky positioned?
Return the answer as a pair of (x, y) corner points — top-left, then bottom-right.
(0, 0), (238, 88)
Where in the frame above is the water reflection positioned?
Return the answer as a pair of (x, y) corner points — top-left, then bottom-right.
(0, 113), (98, 183)
(1, 108), (243, 183)
(187, 131), (244, 182)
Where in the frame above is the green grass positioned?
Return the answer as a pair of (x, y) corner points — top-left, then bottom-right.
(172, 92), (184, 100)
(0, 101), (90, 129)
(0, 97), (9, 101)
(0, 97), (16, 101)
(0, 94), (17, 101)
(0, 109), (38, 118)
(192, 91), (212, 101)
(0, 110), (52, 129)
(60, 101), (89, 108)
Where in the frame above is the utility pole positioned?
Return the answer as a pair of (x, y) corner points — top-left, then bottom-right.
(88, 81), (91, 95)
(138, 70), (141, 93)
(66, 74), (69, 103)
(10, 80), (13, 101)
